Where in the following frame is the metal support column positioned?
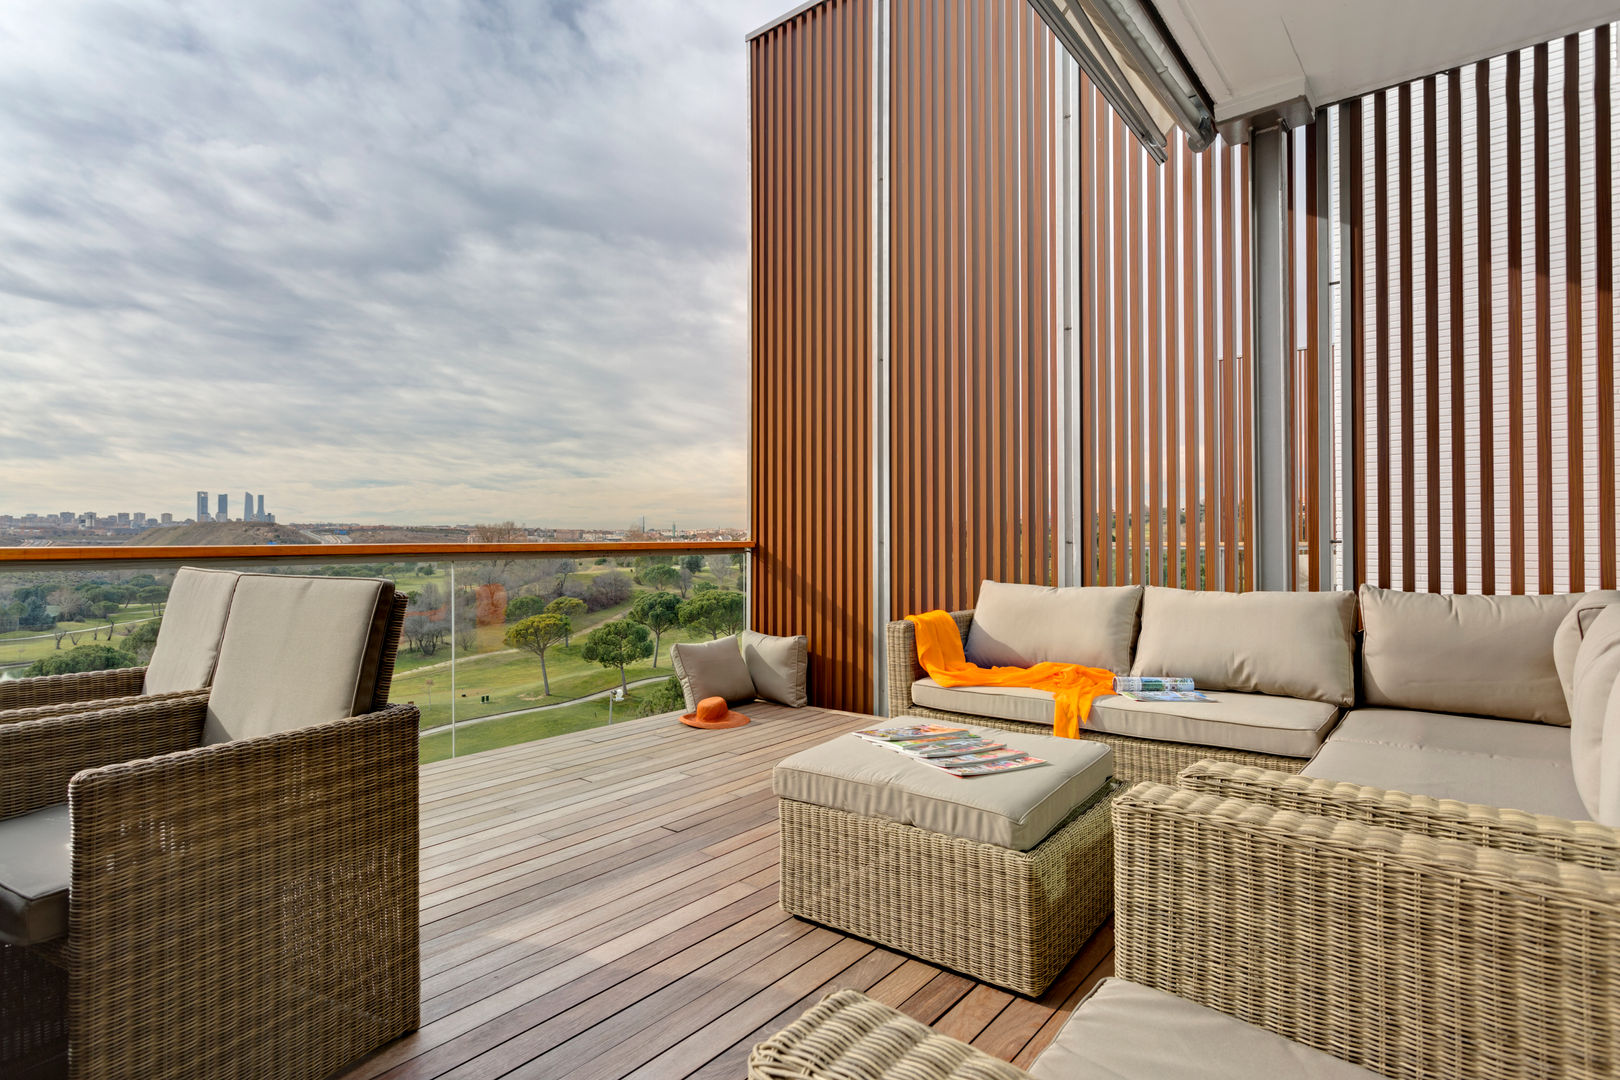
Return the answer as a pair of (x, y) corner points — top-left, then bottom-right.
(1314, 113), (1336, 591)
(870, 0), (892, 713)
(1249, 125), (1294, 591)
(1335, 106), (1360, 592)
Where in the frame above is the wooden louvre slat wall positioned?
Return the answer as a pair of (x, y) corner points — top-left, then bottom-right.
(888, 0), (1063, 617)
(1339, 25), (1619, 593)
(748, 0), (876, 711)
(1077, 86), (1255, 590)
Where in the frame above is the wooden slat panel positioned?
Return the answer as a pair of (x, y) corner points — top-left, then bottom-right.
(1423, 76), (1441, 592)
(1599, 26), (1617, 590)
(1475, 61), (1497, 594)
(1449, 69), (1467, 594)
(1507, 49), (1526, 594)
(1563, 33), (1585, 592)
(1532, 42), (1553, 595)
(748, 0), (874, 712)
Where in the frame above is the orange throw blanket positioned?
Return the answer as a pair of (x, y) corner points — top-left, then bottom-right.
(905, 610), (1117, 740)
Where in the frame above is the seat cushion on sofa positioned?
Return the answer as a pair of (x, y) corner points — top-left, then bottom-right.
(1303, 708), (1588, 820)
(911, 678), (1337, 758)
(1028, 978), (1380, 1080)
(964, 581), (1143, 673)
(1568, 606), (1620, 819)
(1360, 585), (1607, 726)
(0, 803), (71, 947)
(1130, 587), (1356, 705)
(142, 566), (241, 694)
(773, 724), (1113, 851)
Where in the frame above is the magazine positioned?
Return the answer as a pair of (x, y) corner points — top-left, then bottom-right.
(939, 755), (1049, 777)
(887, 738), (1008, 758)
(1119, 689), (1213, 703)
(1113, 676), (1196, 692)
(925, 748), (1029, 767)
(853, 724), (971, 742)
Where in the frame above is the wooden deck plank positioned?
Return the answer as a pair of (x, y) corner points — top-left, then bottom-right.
(336, 704), (1116, 1080)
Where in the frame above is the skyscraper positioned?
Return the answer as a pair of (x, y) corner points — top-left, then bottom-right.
(197, 491), (208, 522)
(217, 493), (228, 521)
(244, 491), (254, 522)
(257, 494), (265, 521)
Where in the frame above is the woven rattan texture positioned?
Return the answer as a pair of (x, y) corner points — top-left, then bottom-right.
(778, 790), (1113, 997)
(1114, 782), (1620, 1080)
(0, 667), (146, 717)
(883, 613), (1308, 785)
(748, 989), (1034, 1080)
(1178, 761), (1620, 871)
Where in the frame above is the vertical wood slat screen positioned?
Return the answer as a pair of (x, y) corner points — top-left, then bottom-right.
(748, 0), (876, 711)
(1077, 86), (1254, 590)
(1339, 24), (1619, 593)
(888, 0), (1062, 617)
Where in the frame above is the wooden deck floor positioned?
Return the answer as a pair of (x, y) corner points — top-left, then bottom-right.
(340, 704), (1114, 1080)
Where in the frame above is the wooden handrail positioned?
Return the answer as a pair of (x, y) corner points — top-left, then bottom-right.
(0, 539), (753, 568)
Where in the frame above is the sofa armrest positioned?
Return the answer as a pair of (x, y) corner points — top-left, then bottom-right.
(0, 692), (208, 820)
(748, 988), (1033, 1080)
(0, 688), (209, 728)
(884, 610), (973, 717)
(1176, 760), (1620, 872)
(64, 704), (421, 1079)
(0, 665), (147, 716)
(1113, 781), (1620, 1080)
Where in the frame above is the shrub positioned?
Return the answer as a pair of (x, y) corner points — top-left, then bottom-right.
(24, 644), (138, 677)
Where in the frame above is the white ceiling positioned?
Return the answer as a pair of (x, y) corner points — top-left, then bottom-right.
(1154, 0), (1620, 123)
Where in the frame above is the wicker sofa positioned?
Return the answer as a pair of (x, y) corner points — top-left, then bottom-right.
(888, 581), (1619, 792)
(751, 767), (1620, 1080)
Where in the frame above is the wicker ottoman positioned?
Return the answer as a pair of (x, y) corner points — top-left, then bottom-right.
(773, 722), (1116, 996)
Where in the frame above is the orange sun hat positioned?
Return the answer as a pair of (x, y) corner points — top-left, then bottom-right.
(681, 695), (751, 730)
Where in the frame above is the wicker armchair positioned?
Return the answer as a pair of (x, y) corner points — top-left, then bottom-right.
(0, 575), (418, 1080)
(751, 770), (1620, 1080)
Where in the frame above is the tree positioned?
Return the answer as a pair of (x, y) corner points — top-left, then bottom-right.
(505, 613), (570, 696)
(679, 554), (706, 575)
(24, 644), (137, 677)
(632, 675), (687, 718)
(642, 564), (681, 593)
(136, 585), (169, 613)
(632, 555), (674, 585)
(583, 571), (633, 611)
(403, 612), (448, 656)
(678, 590), (747, 640)
(469, 521), (525, 543)
(677, 566), (694, 598)
(125, 618), (162, 663)
(505, 595), (550, 623)
(49, 588), (91, 623)
(546, 596), (587, 644)
(580, 620), (653, 693)
(706, 554), (735, 590)
(454, 601), (478, 652)
(629, 591), (681, 667)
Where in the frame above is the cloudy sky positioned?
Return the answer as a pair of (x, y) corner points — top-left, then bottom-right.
(0, 0), (786, 527)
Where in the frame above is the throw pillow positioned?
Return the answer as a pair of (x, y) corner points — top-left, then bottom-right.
(670, 637), (756, 710)
(1569, 605), (1620, 818)
(740, 630), (809, 707)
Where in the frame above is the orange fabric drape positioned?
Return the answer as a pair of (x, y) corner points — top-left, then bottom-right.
(905, 611), (1117, 739)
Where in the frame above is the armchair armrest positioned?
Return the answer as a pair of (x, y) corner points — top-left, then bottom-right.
(64, 704), (421, 1080)
(1113, 781), (1620, 1080)
(884, 609), (973, 717)
(1176, 760), (1620, 872)
(748, 988), (1033, 1080)
(0, 666), (147, 715)
(0, 692), (207, 820)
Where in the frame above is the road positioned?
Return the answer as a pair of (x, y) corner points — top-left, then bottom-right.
(416, 675), (669, 736)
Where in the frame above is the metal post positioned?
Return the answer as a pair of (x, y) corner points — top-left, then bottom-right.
(1313, 112), (1336, 591)
(448, 562), (457, 757)
(1249, 124), (1295, 591)
(1335, 106), (1360, 593)
(870, 0), (893, 713)
(1056, 58), (1080, 586)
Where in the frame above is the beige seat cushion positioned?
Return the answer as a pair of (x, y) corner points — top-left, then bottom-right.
(1554, 591), (1620, 705)
(202, 574), (394, 745)
(670, 636), (757, 709)
(1567, 606), (1620, 819)
(1303, 708), (1587, 820)
(965, 581), (1143, 673)
(1360, 585), (1602, 726)
(141, 567), (241, 694)
(1131, 587), (1356, 705)
(739, 630), (808, 707)
(0, 803), (71, 946)
(1028, 978), (1381, 1080)
(773, 723), (1112, 851)
(911, 679), (1336, 759)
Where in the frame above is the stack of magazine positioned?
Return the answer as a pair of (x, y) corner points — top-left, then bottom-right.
(1112, 676), (1211, 703)
(853, 724), (1048, 777)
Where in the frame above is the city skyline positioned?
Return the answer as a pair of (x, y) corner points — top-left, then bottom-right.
(0, 1), (776, 527)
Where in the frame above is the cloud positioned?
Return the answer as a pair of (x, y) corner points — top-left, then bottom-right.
(0, 0), (784, 526)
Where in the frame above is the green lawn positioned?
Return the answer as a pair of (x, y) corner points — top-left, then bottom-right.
(417, 686), (679, 764)
(0, 603), (163, 670)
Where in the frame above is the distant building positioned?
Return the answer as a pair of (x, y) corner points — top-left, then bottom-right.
(257, 494), (265, 520)
(161, 512), (173, 525)
(243, 491), (254, 522)
(116, 512), (131, 525)
(133, 513), (145, 525)
(217, 493), (228, 521)
(197, 491), (208, 522)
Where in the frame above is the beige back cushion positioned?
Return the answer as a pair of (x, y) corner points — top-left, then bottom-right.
(964, 581), (1143, 673)
(739, 630), (809, 707)
(1602, 676), (1620, 826)
(202, 574), (393, 745)
(141, 567), (241, 694)
(669, 636), (757, 710)
(1568, 606), (1620, 819)
(1131, 587), (1357, 705)
(1360, 585), (1588, 724)
(1554, 591), (1620, 706)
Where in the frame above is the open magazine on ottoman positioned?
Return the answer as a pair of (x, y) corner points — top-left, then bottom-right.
(852, 724), (1049, 777)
